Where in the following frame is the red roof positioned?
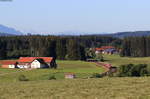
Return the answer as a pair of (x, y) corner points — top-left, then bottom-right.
(95, 46), (115, 51)
(18, 57), (53, 63)
(101, 46), (115, 49)
(95, 48), (104, 51)
(1, 60), (17, 65)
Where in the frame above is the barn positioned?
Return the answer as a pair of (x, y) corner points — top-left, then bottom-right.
(18, 57), (57, 69)
(1, 57), (57, 69)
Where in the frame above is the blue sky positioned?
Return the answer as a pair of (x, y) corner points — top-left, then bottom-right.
(0, 0), (150, 34)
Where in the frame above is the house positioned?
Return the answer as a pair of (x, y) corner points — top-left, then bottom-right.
(103, 48), (118, 55)
(1, 57), (57, 69)
(65, 73), (76, 79)
(1, 61), (18, 68)
(18, 57), (57, 69)
(95, 46), (118, 55)
(95, 48), (104, 53)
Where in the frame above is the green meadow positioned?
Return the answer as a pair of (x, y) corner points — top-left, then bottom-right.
(103, 54), (150, 66)
(1, 56), (150, 99)
(0, 60), (105, 82)
(1, 77), (150, 99)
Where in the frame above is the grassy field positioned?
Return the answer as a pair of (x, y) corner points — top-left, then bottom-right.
(103, 54), (150, 67)
(1, 57), (150, 99)
(0, 77), (150, 99)
(0, 60), (105, 82)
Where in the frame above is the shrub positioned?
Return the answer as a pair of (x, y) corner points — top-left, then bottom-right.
(48, 75), (56, 80)
(117, 64), (133, 77)
(131, 64), (147, 76)
(117, 64), (150, 77)
(18, 75), (29, 81)
(91, 73), (102, 78)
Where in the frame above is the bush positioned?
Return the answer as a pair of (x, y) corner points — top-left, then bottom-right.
(117, 64), (133, 77)
(91, 73), (102, 78)
(18, 75), (29, 81)
(117, 64), (150, 77)
(48, 75), (56, 80)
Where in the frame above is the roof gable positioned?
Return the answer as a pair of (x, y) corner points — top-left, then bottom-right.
(32, 59), (46, 64)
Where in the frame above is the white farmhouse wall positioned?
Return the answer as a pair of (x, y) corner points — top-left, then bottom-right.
(31, 60), (41, 68)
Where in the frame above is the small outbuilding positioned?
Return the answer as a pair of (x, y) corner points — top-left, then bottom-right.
(65, 73), (76, 79)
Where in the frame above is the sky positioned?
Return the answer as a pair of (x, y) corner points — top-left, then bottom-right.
(0, 0), (150, 34)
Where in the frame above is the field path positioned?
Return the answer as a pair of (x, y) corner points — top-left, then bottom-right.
(95, 62), (112, 70)
(94, 61), (117, 76)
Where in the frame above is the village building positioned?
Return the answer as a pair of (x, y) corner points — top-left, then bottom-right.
(95, 46), (118, 55)
(1, 57), (57, 69)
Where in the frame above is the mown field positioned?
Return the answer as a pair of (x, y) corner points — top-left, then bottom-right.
(1, 56), (150, 99)
(0, 60), (105, 82)
(103, 54), (150, 67)
(1, 77), (150, 99)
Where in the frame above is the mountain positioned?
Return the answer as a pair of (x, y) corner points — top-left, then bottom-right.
(56, 31), (96, 36)
(105, 31), (150, 38)
(57, 31), (150, 38)
(0, 24), (150, 38)
(0, 24), (23, 36)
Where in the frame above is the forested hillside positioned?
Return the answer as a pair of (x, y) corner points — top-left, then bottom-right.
(121, 36), (150, 57)
(0, 35), (121, 60)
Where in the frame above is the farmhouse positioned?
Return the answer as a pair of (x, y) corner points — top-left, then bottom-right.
(1, 57), (57, 69)
(95, 46), (118, 55)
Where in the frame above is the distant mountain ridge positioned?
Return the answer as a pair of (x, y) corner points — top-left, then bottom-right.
(0, 24), (23, 36)
(102, 31), (150, 38)
(56, 31), (150, 38)
(0, 24), (150, 38)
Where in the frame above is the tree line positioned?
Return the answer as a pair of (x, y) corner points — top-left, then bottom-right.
(0, 35), (121, 60)
(121, 36), (150, 57)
